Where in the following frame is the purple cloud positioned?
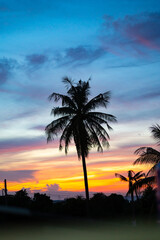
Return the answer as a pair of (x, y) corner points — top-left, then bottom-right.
(25, 54), (49, 69)
(4, 109), (37, 122)
(0, 137), (45, 152)
(58, 45), (105, 66)
(101, 12), (160, 57)
(0, 170), (36, 182)
(0, 58), (17, 85)
(116, 87), (160, 103)
(31, 125), (45, 131)
(46, 183), (61, 192)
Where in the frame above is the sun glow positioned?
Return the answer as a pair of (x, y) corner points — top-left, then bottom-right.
(0, 144), (149, 196)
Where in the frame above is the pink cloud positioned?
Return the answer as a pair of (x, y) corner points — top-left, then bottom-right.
(45, 183), (61, 191)
(101, 12), (160, 57)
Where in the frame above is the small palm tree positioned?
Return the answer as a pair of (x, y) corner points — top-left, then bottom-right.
(115, 170), (145, 201)
(45, 77), (117, 214)
(134, 124), (160, 175)
(115, 170), (145, 223)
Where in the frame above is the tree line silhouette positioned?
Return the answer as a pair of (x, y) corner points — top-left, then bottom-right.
(0, 186), (157, 221)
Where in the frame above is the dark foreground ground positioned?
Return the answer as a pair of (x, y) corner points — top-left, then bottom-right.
(1, 215), (160, 240)
(0, 189), (159, 239)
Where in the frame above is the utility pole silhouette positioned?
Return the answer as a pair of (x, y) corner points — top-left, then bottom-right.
(4, 179), (8, 206)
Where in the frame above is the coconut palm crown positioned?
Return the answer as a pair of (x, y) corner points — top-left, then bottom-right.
(45, 77), (117, 211)
(134, 124), (160, 175)
(115, 170), (145, 200)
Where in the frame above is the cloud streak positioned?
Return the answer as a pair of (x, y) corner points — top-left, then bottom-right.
(57, 45), (105, 66)
(25, 54), (49, 70)
(0, 170), (36, 182)
(0, 137), (46, 153)
(101, 12), (160, 57)
(0, 58), (17, 85)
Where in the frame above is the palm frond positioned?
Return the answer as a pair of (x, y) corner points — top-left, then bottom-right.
(91, 122), (110, 148)
(85, 123), (103, 152)
(133, 171), (145, 180)
(88, 114), (113, 131)
(59, 121), (73, 153)
(146, 164), (158, 176)
(134, 147), (160, 165)
(150, 124), (160, 145)
(115, 173), (128, 182)
(133, 176), (155, 189)
(87, 117), (111, 145)
(48, 93), (77, 110)
(62, 76), (74, 89)
(134, 147), (149, 155)
(64, 124), (74, 154)
(45, 116), (70, 142)
(84, 91), (111, 112)
(88, 112), (117, 123)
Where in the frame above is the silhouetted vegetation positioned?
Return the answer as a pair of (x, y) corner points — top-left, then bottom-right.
(31, 193), (53, 212)
(14, 189), (32, 208)
(0, 188), (157, 222)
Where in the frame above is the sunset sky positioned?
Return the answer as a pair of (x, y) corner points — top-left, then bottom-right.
(0, 0), (160, 199)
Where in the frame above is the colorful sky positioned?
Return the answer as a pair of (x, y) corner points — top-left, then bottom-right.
(0, 0), (160, 199)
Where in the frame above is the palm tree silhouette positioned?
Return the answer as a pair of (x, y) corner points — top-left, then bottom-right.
(115, 170), (145, 223)
(134, 124), (160, 175)
(115, 170), (145, 201)
(45, 77), (117, 214)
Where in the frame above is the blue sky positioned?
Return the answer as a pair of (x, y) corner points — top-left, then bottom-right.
(0, 0), (160, 197)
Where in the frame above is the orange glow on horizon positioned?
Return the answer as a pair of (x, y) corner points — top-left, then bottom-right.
(0, 144), (153, 197)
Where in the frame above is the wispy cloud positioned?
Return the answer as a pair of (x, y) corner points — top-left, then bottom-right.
(116, 86), (160, 103)
(0, 137), (45, 153)
(30, 125), (45, 131)
(0, 58), (17, 85)
(101, 12), (160, 57)
(57, 45), (105, 66)
(25, 54), (49, 70)
(0, 170), (36, 182)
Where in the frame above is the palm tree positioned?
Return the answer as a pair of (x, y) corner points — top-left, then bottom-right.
(115, 170), (145, 201)
(115, 170), (145, 223)
(134, 124), (160, 175)
(45, 77), (117, 214)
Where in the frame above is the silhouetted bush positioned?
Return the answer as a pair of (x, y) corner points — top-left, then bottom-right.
(54, 196), (86, 217)
(90, 193), (130, 219)
(31, 193), (53, 212)
(13, 189), (31, 208)
(135, 186), (156, 220)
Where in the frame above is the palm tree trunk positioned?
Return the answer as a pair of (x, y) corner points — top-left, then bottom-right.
(129, 180), (136, 224)
(81, 151), (90, 216)
(135, 188), (139, 201)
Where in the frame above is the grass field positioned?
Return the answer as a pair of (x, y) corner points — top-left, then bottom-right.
(1, 219), (160, 240)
